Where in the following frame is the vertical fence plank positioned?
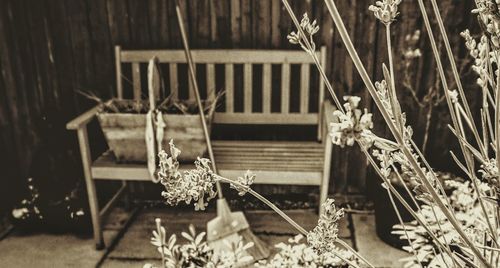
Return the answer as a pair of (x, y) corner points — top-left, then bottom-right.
(213, 0), (231, 46)
(106, 0), (131, 45)
(255, 0), (271, 48)
(45, 0), (77, 114)
(241, 0), (251, 47)
(271, 0), (281, 48)
(87, 0), (114, 98)
(197, 0), (211, 47)
(65, 0), (95, 93)
(148, 0), (170, 47)
(0, 0), (478, 207)
(230, 0), (241, 46)
(0, 3), (26, 174)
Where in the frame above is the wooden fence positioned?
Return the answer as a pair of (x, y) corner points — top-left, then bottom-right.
(0, 0), (478, 213)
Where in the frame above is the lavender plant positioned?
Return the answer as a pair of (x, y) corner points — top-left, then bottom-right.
(144, 218), (253, 268)
(156, 141), (370, 267)
(151, 0), (500, 266)
(281, 0), (500, 266)
(256, 234), (356, 267)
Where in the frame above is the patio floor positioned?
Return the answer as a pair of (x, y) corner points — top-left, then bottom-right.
(0, 205), (409, 267)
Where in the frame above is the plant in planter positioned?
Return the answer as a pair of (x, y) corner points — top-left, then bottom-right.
(81, 86), (221, 164)
(97, 96), (219, 163)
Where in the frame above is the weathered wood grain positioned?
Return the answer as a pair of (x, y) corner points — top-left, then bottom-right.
(0, 0), (477, 215)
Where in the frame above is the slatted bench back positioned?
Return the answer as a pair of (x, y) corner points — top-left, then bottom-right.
(115, 46), (326, 128)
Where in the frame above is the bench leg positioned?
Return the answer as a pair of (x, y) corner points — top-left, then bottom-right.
(319, 179), (329, 215)
(122, 181), (131, 210)
(77, 127), (104, 249)
(320, 140), (333, 215)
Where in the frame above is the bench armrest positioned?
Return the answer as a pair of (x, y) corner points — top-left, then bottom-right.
(321, 100), (336, 141)
(66, 105), (100, 130)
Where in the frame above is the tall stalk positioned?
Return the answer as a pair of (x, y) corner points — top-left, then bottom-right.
(385, 186), (425, 268)
(428, 0), (484, 156)
(323, 0), (491, 266)
(385, 24), (396, 102)
(281, 4), (457, 262)
(215, 175), (372, 268)
(416, 0), (498, 246)
(215, 175), (308, 236)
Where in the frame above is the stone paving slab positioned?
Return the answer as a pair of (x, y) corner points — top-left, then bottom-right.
(105, 207), (352, 264)
(0, 207), (131, 268)
(0, 206), (357, 267)
(352, 214), (410, 268)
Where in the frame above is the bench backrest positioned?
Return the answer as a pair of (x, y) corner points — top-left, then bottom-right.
(114, 46), (326, 128)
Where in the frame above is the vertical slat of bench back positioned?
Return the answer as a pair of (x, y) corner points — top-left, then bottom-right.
(206, 64), (216, 99)
(244, 63), (252, 113)
(300, 63), (310, 113)
(318, 46), (327, 141)
(132, 62), (141, 100)
(281, 63), (290, 113)
(262, 63), (271, 113)
(225, 64), (234, 113)
(115, 46), (123, 99)
(169, 63), (178, 99)
(115, 49), (327, 128)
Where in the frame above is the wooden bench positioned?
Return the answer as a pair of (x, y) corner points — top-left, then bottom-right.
(67, 46), (334, 249)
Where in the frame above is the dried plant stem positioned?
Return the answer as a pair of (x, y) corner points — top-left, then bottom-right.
(493, 58), (500, 201)
(385, 24), (396, 98)
(215, 176), (307, 236)
(280, 0), (343, 112)
(390, 164), (420, 210)
(324, 1), (490, 266)
(283, 0), (464, 264)
(422, 104), (433, 155)
(155, 220), (167, 268)
(408, 139), (454, 212)
(361, 144), (455, 258)
(417, 0), (498, 248)
(384, 185), (424, 268)
(429, 204), (456, 268)
(332, 252), (362, 268)
(336, 239), (374, 268)
(216, 175), (372, 268)
(428, 0), (483, 154)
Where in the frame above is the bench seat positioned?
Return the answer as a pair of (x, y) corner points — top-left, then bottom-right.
(92, 140), (325, 186)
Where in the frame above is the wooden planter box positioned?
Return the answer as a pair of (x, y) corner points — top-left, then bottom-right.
(97, 113), (210, 163)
